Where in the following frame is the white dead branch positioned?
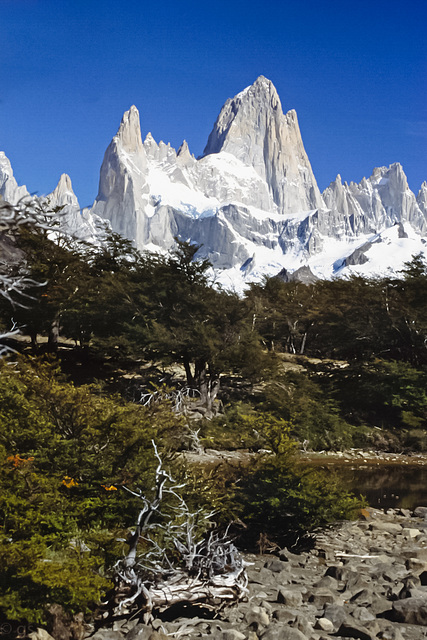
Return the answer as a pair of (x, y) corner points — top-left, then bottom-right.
(111, 442), (248, 619)
(139, 386), (200, 414)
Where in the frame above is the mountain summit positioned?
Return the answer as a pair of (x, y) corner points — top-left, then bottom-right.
(1, 77), (426, 289)
(204, 75), (323, 213)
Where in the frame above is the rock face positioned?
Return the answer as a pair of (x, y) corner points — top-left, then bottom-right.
(89, 77), (426, 288)
(1, 76), (427, 289)
(0, 152), (29, 205)
(203, 75), (324, 214)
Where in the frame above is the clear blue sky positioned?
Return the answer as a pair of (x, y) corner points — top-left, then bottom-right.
(1, 0), (426, 207)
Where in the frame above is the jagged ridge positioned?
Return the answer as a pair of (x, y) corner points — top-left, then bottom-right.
(1, 77), (426, 289)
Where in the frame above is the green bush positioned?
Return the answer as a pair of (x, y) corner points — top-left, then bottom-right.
(238, 451), (364, 549)
(0, 356), (186, 623)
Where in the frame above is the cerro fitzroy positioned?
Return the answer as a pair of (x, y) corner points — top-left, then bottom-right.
(2, 76), (427, 289)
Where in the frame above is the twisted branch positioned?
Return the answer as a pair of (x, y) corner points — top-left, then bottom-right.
(111, 442), (248, 617)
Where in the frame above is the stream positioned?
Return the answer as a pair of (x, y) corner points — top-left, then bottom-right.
(324, 462), (427, 511)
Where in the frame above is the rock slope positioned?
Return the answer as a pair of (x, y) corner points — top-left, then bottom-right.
(77, 507), (427, 640)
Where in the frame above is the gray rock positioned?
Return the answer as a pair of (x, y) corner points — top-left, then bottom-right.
(337, 621), (374, 640)
(369, 596), (392, 617)
(400, 546), (427, 561)
(398, 585), (427, 599)
(250, 567), (279, 585)
(314, 618), (334, 632)
(307, 587), (336, 607)
(28, 630), (56, 640)
(264, 559), (288, 573)
(369, 521), (402, 535)
(402, 527), (422, 539)
(272, 609), (296, 623)
(350, 589), (373, 606)
(147, 632), (167, 640)
(292, 614), (312, 637)
(91, 631), (125, 640)
(413, 506), (427, 519)
(278, 549), (304, 565)
(277, 588), (303, 606)
(261, 626), (307, 640)
(323, 603), (348, 630)
(245, 605), (270, 629)
(314, 575), (339, 589)
(218, 631), (246, 640)
(351, 607), (376, 626)
(392, 596), (427, 624)
(405, 557), (427, 571)
(378, 627), (405, 640)
(125, 624), (153, 640)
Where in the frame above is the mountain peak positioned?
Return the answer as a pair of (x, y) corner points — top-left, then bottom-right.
(116, 105), (143, 154)
(203, 76), (282, 159)
(203, 76), (323, 213)
(48, 173), (79, 209)
(0, 151), (29, 205)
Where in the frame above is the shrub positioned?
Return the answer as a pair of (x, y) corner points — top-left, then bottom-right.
(238, 451), (364, 549)
(0, 356), (186, 623)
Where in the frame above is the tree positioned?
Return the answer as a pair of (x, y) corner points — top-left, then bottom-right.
(0, 199), (47, 352)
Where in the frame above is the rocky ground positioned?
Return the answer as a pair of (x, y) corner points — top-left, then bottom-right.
(29, 506), (427, 640)
(68, 505), (427, 640)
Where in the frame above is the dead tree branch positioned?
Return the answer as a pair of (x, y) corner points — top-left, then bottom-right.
(110, 442), (248, 619)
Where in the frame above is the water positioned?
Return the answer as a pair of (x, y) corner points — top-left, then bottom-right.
(331, 464), (427, 511)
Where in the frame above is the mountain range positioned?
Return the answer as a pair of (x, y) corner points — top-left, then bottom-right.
(1, 75), (426, 289)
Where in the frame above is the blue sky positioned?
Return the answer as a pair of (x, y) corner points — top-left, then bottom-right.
(1, 0), (426, 207)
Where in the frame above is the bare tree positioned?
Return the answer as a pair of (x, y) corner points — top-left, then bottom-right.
(0, 199), (49, 354)
(109, 442), (248, 622)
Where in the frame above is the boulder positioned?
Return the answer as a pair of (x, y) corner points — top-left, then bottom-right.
(125, 625), (153, 640)
(260, 626), (307, 640)
(392, 596), (427, 625)
(369, 521), (402, 535)
(314, 618), (334, 632)
(307, 587), (336, 607)
(218, 631), (246, 640)
(323, 603), (348, 629)
(337, 621), (374, 639)
(277, 588), (302, 607)
(91, 631), (125, 640)
(245, 605), (270, 629)
(351, 607), (376, 626)
(350, 589), (374, 606)
(413, 506), (427, 519)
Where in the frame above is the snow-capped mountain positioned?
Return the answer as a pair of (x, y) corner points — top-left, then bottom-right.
(1, 76), (426, 289)
(0, 153), (104, 243)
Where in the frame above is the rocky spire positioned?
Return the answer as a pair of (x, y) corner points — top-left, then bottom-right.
(203, 76), (324, 213)
(115, 105), (143, 154)
(47, 173), (79, 209)
(417, 181), (427, 217)
(0, 152), (29, 205)
(92, 105), (149, 243)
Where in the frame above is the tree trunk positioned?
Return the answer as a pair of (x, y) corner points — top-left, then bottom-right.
(195, 360), (220, 416)
(48, 317), (60, 351)
(300, 331), (307, 355)
(182, 353), (194, 387)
